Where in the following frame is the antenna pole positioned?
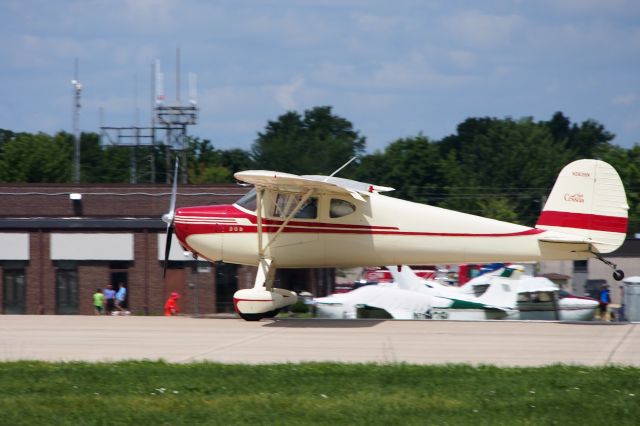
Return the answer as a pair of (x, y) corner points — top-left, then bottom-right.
(71, 58), (82, 183)
(176, 47), (181, 103)
(327, 156), (357, 179)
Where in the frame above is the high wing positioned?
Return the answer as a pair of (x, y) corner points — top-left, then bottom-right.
(234, 170), (394, 202)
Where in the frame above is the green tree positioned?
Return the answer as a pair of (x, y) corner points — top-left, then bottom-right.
(544, 112), (614, 158)
(436, 117), (571, 224)
(220, 148), (254, 176)
(252, 106), (366, 175)
(595, 143), (640, 236)
(354, 135), (443, 204)
(0, 131), (72, 182)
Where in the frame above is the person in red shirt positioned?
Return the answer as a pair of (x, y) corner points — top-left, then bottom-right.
(164, 292), (180, 316)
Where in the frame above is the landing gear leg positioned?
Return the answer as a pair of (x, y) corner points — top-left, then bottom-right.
(591, 250), (625, 281)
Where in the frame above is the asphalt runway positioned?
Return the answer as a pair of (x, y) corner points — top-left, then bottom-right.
(0, 315), (637, 366)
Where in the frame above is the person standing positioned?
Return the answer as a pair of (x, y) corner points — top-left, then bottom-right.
(164, 292), (180, 316)
(93, 288), (104, 315)
(115, 283), (128, 314)
(598, 284), (611, 321)
(104, 284), (116, 316)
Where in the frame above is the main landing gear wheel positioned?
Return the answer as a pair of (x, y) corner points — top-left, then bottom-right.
(237, 309), (280, 321)
(238, 312), (265, 321)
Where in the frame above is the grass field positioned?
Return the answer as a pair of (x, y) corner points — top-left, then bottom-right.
(0, 362), (638, 425)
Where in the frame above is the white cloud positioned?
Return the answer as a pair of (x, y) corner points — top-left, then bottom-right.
(273, 76), (305, 110)
(613, 93), (638, 106)
(446, 50), (477, 69)
(540, 0), (640, 16)
(313, 54), (473, 92)
(445, 10), (525, 48)
(351, 13), (414, 33)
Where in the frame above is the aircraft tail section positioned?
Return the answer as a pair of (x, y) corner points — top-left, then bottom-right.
(474, 266), (522, 310)
(387, 265), (425, 292)
(536, 159), (628, 253)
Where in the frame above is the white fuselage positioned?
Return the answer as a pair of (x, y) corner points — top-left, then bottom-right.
(176, 191), (597, 268)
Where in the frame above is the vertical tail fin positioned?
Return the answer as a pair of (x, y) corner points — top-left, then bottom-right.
(475, 266), (523, 309)
(387, 265), (426, 292)
(536, 159), (628, 253)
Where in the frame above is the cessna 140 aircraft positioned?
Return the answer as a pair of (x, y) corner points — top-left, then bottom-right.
(162, 159), (628, 320)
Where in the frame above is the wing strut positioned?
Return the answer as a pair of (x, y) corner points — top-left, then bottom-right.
(251, 187), (314, 290)
(261, 189), (313, 253)
(256, 187), (265, 258)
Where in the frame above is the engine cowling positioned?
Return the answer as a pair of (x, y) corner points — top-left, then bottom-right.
(233, 287), (298, 321)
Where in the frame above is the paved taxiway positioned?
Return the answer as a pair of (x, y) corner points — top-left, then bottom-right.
(0, 316), (637, 366)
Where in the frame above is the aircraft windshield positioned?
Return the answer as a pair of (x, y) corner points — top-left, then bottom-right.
(235, 188), (256, 212)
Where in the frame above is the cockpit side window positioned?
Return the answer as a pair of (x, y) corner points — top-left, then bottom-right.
(330, 199), (356, 218)
(235, 188), (257, 212)
(273, 193), (318, 219)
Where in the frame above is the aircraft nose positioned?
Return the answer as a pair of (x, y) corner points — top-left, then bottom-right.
(173, 206), (227, 262)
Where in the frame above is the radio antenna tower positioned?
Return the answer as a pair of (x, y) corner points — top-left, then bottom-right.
(100, 49), (198, 184)
(71, 58), (83, 183)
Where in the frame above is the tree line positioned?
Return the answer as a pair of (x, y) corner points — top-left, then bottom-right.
(1, 107), (638, 233)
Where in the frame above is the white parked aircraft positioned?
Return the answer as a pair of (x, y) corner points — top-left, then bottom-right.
(314, 283), (435, 320)
(314, 265), (521, 320)
(389, 264), (521, 320)
(163, 159), (628, 320)
(391, 265), (599, 321)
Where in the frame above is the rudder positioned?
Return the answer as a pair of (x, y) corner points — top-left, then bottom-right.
(536, 159), (628, 253)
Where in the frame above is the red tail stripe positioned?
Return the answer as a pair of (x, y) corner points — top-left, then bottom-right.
(537, 211), (627, 233)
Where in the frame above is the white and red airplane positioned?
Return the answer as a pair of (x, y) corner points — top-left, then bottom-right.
(162, 159), (628, 320)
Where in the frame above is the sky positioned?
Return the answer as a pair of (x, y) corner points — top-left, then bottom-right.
(1, 0), (639, 153)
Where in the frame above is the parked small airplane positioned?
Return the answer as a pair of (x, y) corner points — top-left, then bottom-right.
(163, 159), (628, 320)
(390, 264), (599, 321)
(314, 265), (522, 320)
(314, 283), (435, 320)
(389, 264), (521, 320)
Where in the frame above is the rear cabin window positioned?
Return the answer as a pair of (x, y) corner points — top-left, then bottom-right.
(330, 199), (356, 218)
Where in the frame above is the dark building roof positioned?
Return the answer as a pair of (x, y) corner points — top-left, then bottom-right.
(0, 183), (249, 230)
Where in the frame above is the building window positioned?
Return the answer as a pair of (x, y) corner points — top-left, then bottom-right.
(3, 268), (26, 314)
(111, 270), (129, 310)
(56, 268), (79, 314)
(573, 260), (588, 273)
(216, 263), (238, 313)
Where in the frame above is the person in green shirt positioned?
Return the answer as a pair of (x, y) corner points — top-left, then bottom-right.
(93, 288), (105, 315)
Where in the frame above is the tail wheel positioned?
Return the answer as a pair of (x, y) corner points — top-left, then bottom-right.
(613, 269), (625, 281)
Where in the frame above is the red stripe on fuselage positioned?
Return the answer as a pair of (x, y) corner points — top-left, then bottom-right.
(174, 204), (546, 239)
(537, 211), (627, 234)
(175, 222), (545, 238)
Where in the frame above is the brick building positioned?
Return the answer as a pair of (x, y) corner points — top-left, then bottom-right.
(0, 184), (334, 315)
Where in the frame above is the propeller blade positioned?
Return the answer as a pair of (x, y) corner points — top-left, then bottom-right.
(163, 158), (180, 278)
(163, 223), (174, 278)
(169, 157), (179, 218)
